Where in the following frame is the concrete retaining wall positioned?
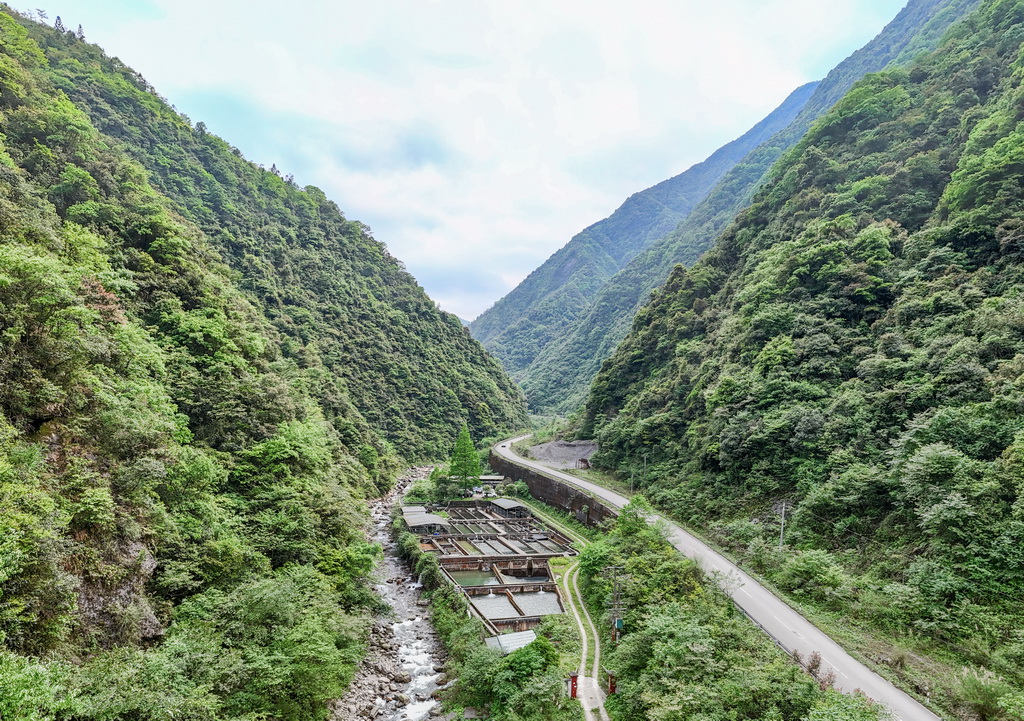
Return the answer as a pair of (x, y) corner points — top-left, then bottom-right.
(489, 453), (619, 528)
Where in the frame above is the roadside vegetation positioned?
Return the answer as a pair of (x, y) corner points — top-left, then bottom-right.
(577, 500), (892, 721)
(578, 2), (1024, 717)
(497, 489), (892, 721)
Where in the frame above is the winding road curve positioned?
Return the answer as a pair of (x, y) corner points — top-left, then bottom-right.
(495, 437), (941, 721)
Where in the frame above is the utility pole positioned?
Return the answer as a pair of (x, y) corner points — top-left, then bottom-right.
(607, 566), (626, 643)
(778, 501), (787, 551)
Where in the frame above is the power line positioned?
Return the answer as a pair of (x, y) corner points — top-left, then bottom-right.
(606, 565), (626, 643)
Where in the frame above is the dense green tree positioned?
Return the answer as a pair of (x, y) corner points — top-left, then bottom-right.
(577, 501), (837, 721)
(11, 10), (525, 459)
(448, 422), (481, 488)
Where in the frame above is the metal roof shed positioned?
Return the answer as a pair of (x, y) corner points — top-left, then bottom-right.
(490, 499), (526, 510)
(489, 498), (529, 518)
(403, 512), (453, 533)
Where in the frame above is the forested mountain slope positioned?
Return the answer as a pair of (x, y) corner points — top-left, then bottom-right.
(522, 0), (982, 413)
(28, 22), (526, 460)
(0, 8), (523, 719)
(470, 81), (818, 376)
(583, 0), (1024, 713)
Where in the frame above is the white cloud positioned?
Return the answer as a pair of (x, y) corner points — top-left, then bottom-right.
(52, 0), (906, 319)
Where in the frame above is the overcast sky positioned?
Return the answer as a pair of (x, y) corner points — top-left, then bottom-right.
(43, 0), (906, 320)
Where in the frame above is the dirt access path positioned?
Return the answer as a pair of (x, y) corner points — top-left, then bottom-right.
(518, 500), (610, 721)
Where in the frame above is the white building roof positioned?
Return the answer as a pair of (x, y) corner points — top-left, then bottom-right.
(403, 512), (452, 528)
(484, 630), (537, 655)
(490, 498), (527, 511)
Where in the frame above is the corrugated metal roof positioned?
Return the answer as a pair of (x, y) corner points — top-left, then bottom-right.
(404, 512), (452, 528)
(401, 506), (427, 514)
(490, 498), (526, 510)
(484, 630), (537, 655)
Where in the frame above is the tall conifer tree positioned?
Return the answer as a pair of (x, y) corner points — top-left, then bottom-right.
(448, 422), (481, 488)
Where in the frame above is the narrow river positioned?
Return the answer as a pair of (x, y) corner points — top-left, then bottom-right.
(333, 468), (447, 721)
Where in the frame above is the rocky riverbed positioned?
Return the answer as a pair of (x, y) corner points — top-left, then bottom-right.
(333, 468), (450, 721)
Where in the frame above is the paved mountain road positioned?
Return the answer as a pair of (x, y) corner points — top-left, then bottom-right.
(494, 437), (941, 721)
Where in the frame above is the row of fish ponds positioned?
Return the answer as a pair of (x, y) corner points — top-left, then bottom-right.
(443, 561), (565, 632)
(404, 501), (576, 633)
(424, 535), (568, 557)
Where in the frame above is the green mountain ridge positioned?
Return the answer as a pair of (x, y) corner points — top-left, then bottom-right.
(469, 80), (819, 376)
(520, 0), (982, 414)
(38, 29), (526, 460)
(582, 0), (1024, 714)
(0, 7), (523, 719)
